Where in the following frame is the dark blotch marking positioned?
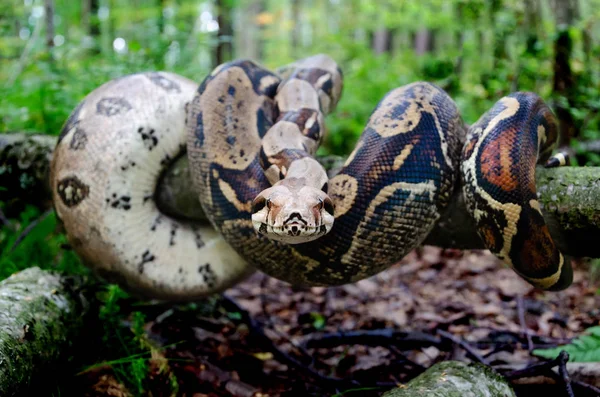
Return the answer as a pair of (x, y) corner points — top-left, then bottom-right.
(137, 127), (158, 150)
(146, 73), (181, 93)
(198, 263), (217, 288)
(222, 60), (281, 96)
(192, 227), (205, 248)
(289, 68), (333, 99)
(97, 97), (132, 116)
(265, 148), (310, 171)
(109, 195), (132, 210)
(279, 108), (321, 141)
(138, 250), (156, 274)
(194, 112), (204, 148)
(226, 135), (236, 145)
(169, 223), (179, 246)
(69, 127), (88, 150)
(256, 106), (274, 138)
(120, 161), (136, 171)
(150, 215), (163, 231)
(57, 176), (90, 207)
(58, 101), (84, 143)
(228, 85), (236, 96)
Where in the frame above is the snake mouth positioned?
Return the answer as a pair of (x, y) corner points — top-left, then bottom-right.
(254, 222), (331, 244)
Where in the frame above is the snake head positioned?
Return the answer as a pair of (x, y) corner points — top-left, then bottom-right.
(251, 178), (335, 244)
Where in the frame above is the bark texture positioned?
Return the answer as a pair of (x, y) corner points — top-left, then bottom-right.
(381, 361), (515, 397)
(0, 133), (56, 214)
(0, 267), (92, 396)
(2, 133), (600, 257)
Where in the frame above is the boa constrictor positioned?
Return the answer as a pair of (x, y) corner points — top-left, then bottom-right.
(50, 54), (571, 301)
(187, 54), (572, 291)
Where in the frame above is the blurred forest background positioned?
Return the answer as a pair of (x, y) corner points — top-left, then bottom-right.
(1, 1), (600, 394)
(1, 0), (599, 157)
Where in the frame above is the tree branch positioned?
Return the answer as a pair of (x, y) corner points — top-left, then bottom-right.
(0, 267), (95, 396)
(2, 133), (600, 257)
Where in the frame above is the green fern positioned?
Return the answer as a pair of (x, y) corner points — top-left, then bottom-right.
(533, 326), (600, 362)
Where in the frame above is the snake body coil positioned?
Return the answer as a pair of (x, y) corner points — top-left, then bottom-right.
(51, 55), (572, 299)
(186, 56), (572, 290)
(50, 72), (251, 300)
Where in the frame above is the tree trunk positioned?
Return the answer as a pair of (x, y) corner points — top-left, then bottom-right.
(0, 267), (94, 396)
(290, 0), (301, 56)
(453, 2), (466, 77)
(552, 0), (577, 145)
(490, 0), (509, 69)
(3, 133), (600, 258)
(234, 0), (263, 60)
(44, 0), (55, 49)
(158, 0), (166, 34)
(373, 29), (392, 54)
(414, 28), (434, 55)
(382, 361), (515, 396)
(82, 0), (101, 54)
(215, 0), (234, 65)
(0, 133), (55, 215)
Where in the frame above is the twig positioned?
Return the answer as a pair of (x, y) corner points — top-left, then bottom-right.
(437, 330), (489, 365)
(181, 355), (259, 397)
(505, 350), (599, 396)
(9, 209), (53, 252)
(505, 350), (568, 381)
(302, 329), (442, 350)
(387, 345), (427, 374)
(572, 380), (600, 395)
(516, 295), (534, 352)
(556, 351), (575, 397)
(0, 206), (11, 228)
(220, 295), (360, 389)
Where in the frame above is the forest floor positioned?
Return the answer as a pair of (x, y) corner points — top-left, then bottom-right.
(76, 247), (600, 397)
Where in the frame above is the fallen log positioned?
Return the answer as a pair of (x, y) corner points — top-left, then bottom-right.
(0, 133), (55, 214)
(381, 361), (516, 397)
(2, 133), (600, 257)
(0, 266), (94, 396)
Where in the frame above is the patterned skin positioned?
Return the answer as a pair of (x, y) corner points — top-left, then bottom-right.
(52, 55), (572, 300)
(187, 56), (572, 291)
(462, 94), (573, 290)
(51, 72), (251, 300)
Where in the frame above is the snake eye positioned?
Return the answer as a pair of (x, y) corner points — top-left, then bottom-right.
(323, 198), (334, 216)
(251, 196), (267, 213)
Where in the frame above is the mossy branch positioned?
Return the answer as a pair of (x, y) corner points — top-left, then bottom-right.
(381, 361), (516, 397)
(0, 267), (94, 396)
(2, 133), (600, 257)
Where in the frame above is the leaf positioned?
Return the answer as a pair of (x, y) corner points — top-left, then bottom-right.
(310, 312), (326, 330)
(533, 326), (600, 362)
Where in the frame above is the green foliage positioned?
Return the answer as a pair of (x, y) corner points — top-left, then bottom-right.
(93, 285), (178, 396)
(310, 311), (326, 330)
(1, 0), (600, 393)
(533, 326), (600, 362)
(0, 205), (87, 280)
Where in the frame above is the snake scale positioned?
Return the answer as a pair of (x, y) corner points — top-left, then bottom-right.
(51, 54), (572, 300)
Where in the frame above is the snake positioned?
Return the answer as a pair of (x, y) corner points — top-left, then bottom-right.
(50, 54), (572, 301)
(186, 54), (572, 291)
(50, 72), (252, 300)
